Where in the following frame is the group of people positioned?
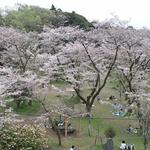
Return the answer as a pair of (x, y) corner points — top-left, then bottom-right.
(120, 141), (135, 150)
(70, 141), (134, 150)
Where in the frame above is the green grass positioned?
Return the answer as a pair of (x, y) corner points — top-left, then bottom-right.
(50, 79), (69, 88)
(0, 106), (5, 113)
(8, 100), (41, 114)
(47, 141), (61, 150)
(107, 79), (120, 89)
(5, 80), (148, 150)
(44, 80), (149, 150)
(50, 116), (145, 150)
(63, 95), (81, 107)
(56, 80), (150, 149)
(95, 145), (103, 150)
(45, 97), (145, 149)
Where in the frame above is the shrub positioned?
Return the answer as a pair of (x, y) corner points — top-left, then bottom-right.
(0, 124), (48, 150)
(104, 127), (116, 138)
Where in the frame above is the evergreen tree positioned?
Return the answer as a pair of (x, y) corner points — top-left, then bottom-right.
(51, 4), (56, 11)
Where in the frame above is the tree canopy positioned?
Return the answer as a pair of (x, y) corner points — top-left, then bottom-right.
(0, 4), (92, 32)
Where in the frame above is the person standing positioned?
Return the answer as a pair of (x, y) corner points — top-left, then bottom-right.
(97, 95), (100, 102)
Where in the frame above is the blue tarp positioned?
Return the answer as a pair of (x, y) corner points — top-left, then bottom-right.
(113, 111), (125, 117)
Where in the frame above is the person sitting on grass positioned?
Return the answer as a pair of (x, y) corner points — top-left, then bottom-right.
(127, 144), (135, 150)
(127, 124), (133, 132)
(127, 124), (138, 134)
(120, 140), (127, 150)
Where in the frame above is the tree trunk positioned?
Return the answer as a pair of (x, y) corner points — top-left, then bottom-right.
(128, 81), (133, 92)
(16, 100), (21, 108)
(144, 136), (148, 150)
(49, 118), (62, 146)
(55, 125), (62, 146)
(88, 117), (91, 137)
(28, 100), (32, 106)
(64, 117), (68, 137)
(86, 104), (92, 116)
(41, 101), (62, 147)
(119, 86), (122, 100)
(78, 117), (81, 134)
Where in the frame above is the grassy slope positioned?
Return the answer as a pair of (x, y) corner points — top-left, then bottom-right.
(45, 79), (147, 150)
(8, 79), (148, 150)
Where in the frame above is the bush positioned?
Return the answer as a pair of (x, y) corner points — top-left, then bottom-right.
(104, 127), (116, 138)
(0, 124), (48, 150)
(65, 11), (93, 29)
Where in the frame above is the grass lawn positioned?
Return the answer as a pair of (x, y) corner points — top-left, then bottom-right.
(7, 79), (149, 150)
(47, 114), (145, 150)
(50, 79), (69, 88)
(44, 80), (147, 150)
(44, 100), (145, 150)
(8, 100), (42, 115)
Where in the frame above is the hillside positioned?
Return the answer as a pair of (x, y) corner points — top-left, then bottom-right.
(0, 4), (93, 32)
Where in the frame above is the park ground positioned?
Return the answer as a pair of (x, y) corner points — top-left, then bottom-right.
(5, 79), (149, 150)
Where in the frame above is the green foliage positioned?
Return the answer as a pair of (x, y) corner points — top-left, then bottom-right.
(7, 100), (41, 114)
(0, 11), (4, 26)
(3, 5), (51, 32)
(50, 4), (56, 11)
(65, 11), (93, 29)
(0, 124), (48, 150)
(104, 127), (116, 138)
(1, 4), (92, 31)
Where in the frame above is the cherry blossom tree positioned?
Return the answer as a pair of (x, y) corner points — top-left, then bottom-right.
(34, 85), (81, 146)
(116, 28), (150, 104)
(127, 71), (150, 150)
(0, 67), (15, 107)
(40, 25), (126, 114)
(116, 27), (150, 149)
(0, 27), (41, 73)
(0, 67), (42, 108)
